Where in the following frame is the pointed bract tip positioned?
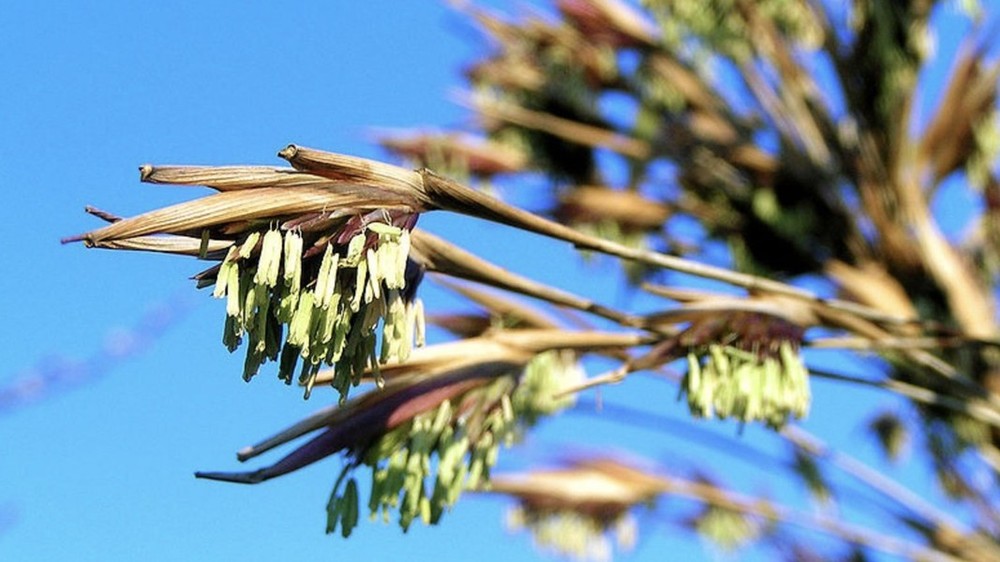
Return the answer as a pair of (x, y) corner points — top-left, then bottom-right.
(194, 470), (267, 485)
(277, 144), (299, 161)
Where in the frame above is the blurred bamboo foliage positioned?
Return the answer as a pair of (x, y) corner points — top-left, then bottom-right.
(67, 0), (1000, 560)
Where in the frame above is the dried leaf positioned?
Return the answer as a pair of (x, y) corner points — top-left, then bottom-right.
(139, 165), (340, 191)
(67, 187), (406, 245)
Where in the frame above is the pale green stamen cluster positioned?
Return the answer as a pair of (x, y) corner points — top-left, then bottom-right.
(506, 509), (637, 562)
(212, 223), (423, 400)
(512, 349), (583, 425)
(694, 505), (763, 552)
(682, 342), (810, 428)
(328, 351), (581, 537)
(327, 393), (514, 537)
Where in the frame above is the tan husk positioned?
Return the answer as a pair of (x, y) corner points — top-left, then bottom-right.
(278, 144), (431, 207)
(70, 187), (412, 245)
(139, 165), (344, 191)
(87, 235), (233, 256)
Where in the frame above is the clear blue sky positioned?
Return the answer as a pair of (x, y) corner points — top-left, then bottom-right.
(0, 2), (979, 561)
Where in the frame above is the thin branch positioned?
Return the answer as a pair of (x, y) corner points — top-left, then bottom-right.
(656, 474), (967, 562)
(806, 335), (980, 351)
(779, 425), (970, 534)
(418, 167), (918, 327)
(809, 368), (1000, 429)
(461, 94), (651, 159)
(554, 364), (632, 398)
(410, 229), (654, 331)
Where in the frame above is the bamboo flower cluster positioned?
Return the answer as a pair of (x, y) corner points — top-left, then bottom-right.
(326, 349), (585, 536)
(683, 340), (810, 428)
(489, 458), (663, 562)
(506, 509), (637, 562)
(64, 149), (435, 401)
(213, 220), (424, 398)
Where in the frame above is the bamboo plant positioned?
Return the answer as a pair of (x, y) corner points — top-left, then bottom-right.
(66, 0), (1000, 560)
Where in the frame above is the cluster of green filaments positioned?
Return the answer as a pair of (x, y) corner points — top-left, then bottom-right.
(682, 341), (810, 428)
(507, 509), (638, 562)
(326, 350), (583, 537)
(511, 349), (583, 424)
(645, 0), (823, 59)
(327, 394), (513, 537)
(694, 504), (766, 552)
(213, 222), (424, 400)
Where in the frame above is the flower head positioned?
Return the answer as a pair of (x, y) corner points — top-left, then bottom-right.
(64, 148), (431, 400)
(492, 458), (664, 562)
(640, 289), (816, 428)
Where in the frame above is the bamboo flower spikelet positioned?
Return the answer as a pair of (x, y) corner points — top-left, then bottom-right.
(635, 290), (815, 429)
(682, 312), (810, 428)
(327, 352), (580, 537)
(64, 151), (428, 400)
(54, 0), (1000, 558)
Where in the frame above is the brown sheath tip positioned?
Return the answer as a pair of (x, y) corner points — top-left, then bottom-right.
(277, 144), (298, 160)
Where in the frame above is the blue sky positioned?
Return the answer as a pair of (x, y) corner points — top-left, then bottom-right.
(0, 2), (985, 561)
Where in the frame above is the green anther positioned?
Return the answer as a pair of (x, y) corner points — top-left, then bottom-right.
(449, 461), (468, 504)
(241, 273), (257, 327)
(375, 243), (395, 289)
(368, 465), (384, 517)
(238, 231), (261, 259)
(317, 293), (342, 347)
(366, 221), (402, 237)
(441, 435), (468, 484)
(500, 394), (514, 423)
(276, 290), (298, 323)
(322, 253), (340, 309)
(287, 290), (315, 350)
(762, 356), (779, 411)
(223, 315), (241, 352)
(725, 346), (759, 363)
(419, 495), (432, 525)
(466, 452), (484, 490)
(277, 343), (299, 384)
(225, 262), (241, 317)
(709, 344), (730, 376)
(253, 284), (270, 353)
(366, 248), (381, 301)
(688, 362), (719, 417)
(282, 229), (303, 287)
(254, 229), (283, 287)
(382, 293), (407, 362)
(242, 344), (264, 382)
(313, 245), (335, 308)
(330, 307), (352, 363)
(431, 400), (453, 435)
(326, 496), (343, 535)
(685, 352), (701, 395)
(714, 374), (733, 418)
(345, 232), (366, 266)
(747, 359), (770, 420)
(733, 360), (755, 422)
(485, 441), (499, 468)
(351, 258), (368, 312)
(413, 299), (426, 347)
(342, 478), (359, 538)
(213, 256), (235, 299)
(325, 466), (352, 535)
(397, 229), (411, 285)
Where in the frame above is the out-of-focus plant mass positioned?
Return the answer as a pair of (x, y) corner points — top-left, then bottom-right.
(65, 0), (1000, 560)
